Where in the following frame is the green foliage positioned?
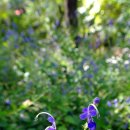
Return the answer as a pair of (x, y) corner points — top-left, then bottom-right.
(0, 0), (130, 130)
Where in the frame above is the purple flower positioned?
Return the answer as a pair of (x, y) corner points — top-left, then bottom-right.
(113, 99), (118, 107)
(45, 126), (56, 130)
(12, 22), (17, 30)
(88, 120), (96, 130)
(93, 97), (100, 105)
(79, 97), (100, 130)
(55, 20), (60, 28)
(80, 110), (88, 120)
(48, 116), (55, 123)
(126, 97), (130, 104)
(80, 105), (98, 120)
(108, 19), (114, 26)
(5, 99), (11, 106)
(28, 27), (34, 34)
(127, 21), (130, 26)
(35, 112), (56, 130)
(95, 38), (101, 48)
(107, 101), (112, 107)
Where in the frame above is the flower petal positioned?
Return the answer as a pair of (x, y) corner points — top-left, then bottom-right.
(79, 112), (88, 120)
(48, 116), (55, 123)
(88, 121), (96, 129)
(82, 107), (88, 112)
(93, 97), (100, 105)
(45, 126), (56, 130)
(89, 105), (97, 117)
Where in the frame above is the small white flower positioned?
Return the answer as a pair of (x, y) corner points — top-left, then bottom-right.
(106, 58), (111, 63)
(116, 57), (122, 62)
(122, 48), (129, 54)
(128, 54), (130, 58)
(111, 59), (117, 64)
(124, 60), (129, 65)
(83, 63), (89, 71)
(24, 72), (30, 78)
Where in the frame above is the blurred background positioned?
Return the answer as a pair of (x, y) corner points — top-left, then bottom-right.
(0, 0), (130, 129)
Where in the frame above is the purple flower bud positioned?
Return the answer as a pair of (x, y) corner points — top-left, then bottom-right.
(5, 99), (11, 106)
(107, 101), (112, 107)
(88, 121), (96, 130)
(93, 97), (100, 105)
(48, 116), (55, 123)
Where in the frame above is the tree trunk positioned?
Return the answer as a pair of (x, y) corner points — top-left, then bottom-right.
(66, 0), (78, 27)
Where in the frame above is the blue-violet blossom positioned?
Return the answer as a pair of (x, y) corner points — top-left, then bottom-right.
(80, 97), (100, 130)
(35, 112), (56, 130)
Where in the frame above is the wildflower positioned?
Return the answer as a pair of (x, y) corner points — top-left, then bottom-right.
(113, 99), (118, 107)
(15, 8), (25, 16)
(20, 113), (26, 120)
(5, 99), (11, 106)
(22, 99), (33, 108)
(54, 20), (60, 28)
(35, 112), (56, 130)
(95, 38), (101, 48)
(88, 118), (96, 130)
(126, 97), (130, 104)
(107, 101), (112, 107)
(108, 19), (114, 26)
(80, 104), (99, 120)
(93, 97), (100, 105)
(80, 97), (100, 130)
(83, 63), (89, 71)
(124, 60), (129, 65)
(122, 48), (129, 54)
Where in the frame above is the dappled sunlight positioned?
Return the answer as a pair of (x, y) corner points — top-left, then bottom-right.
(0, 0), (130, 130)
